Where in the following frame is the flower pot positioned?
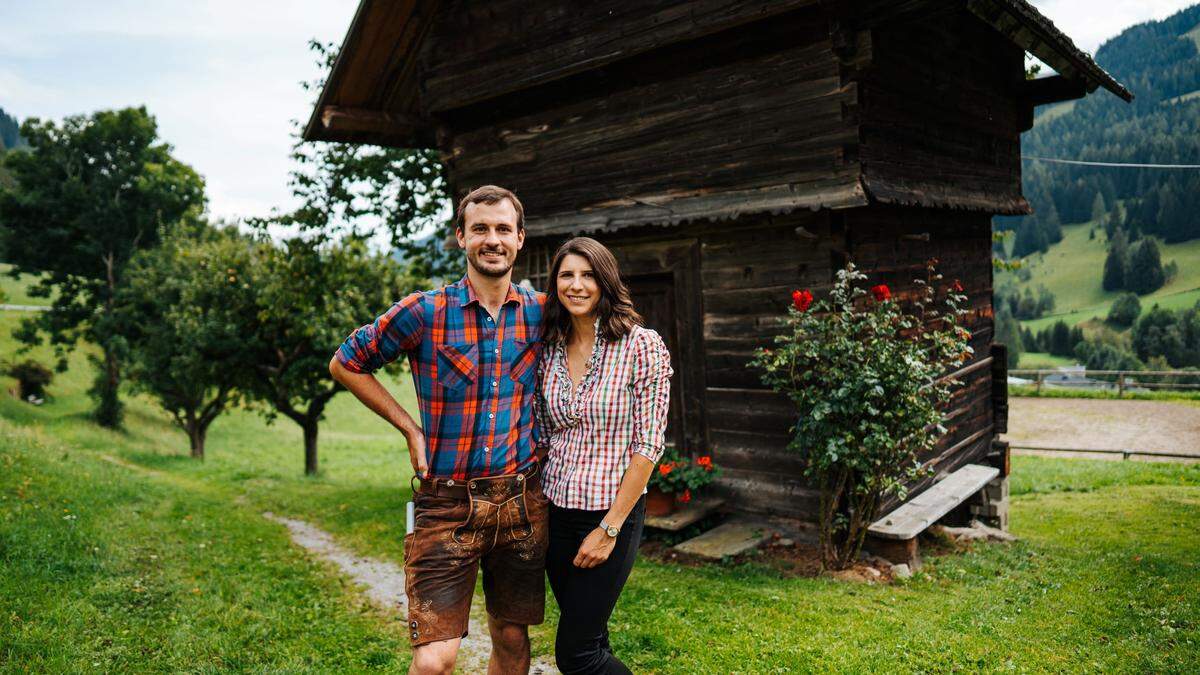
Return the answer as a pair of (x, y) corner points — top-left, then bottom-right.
(645, 486), (676, 517)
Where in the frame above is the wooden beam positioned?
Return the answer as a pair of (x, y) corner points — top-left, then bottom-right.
(1022, 75), (1088, 106)
(318, 105), (428, 136)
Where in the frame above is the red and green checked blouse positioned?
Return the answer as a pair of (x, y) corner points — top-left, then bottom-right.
(336, 277), (545, 481)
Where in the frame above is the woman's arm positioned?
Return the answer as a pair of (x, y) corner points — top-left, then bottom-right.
(572, 454), (655, 568)
(573, 330), (674, 568)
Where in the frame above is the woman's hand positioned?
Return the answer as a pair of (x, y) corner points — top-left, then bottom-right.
(573, 528), (618, 568)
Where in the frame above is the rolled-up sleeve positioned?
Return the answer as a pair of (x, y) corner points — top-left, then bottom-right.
(335, 292), (424, 374)
(629, 328), (673, 463)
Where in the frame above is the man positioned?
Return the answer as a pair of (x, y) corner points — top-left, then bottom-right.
(329, 185), (547, 675)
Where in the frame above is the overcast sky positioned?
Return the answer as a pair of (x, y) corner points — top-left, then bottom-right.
(0, 0), (1195, 222)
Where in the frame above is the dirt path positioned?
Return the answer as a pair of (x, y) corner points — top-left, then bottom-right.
(264, 512), (558, 674)
(1003, 397), (1200, 460)
(97, 453), (556, 672)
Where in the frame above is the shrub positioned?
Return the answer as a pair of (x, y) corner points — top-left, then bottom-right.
(5, 359), (54, 401)
(1107, 293), (1141, 327)
(752, 261), (972, 570)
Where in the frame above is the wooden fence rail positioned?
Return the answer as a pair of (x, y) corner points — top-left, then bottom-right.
(1008, 369), (1200, 396)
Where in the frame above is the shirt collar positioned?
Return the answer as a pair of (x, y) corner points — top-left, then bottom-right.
(457, 275), (523, 309)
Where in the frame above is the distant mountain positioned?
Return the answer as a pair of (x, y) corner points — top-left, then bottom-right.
(0, 106), (23, 152)
(996, 4), (1200, 256)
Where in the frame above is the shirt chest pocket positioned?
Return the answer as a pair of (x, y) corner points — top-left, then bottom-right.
(436, 342), (479, 393)
(508, 339), (540, 389)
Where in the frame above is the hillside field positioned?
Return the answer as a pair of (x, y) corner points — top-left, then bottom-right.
(999, 222), (1200, 334)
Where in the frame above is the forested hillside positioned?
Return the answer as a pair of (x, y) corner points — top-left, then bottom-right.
(0, 106), (23, 152)
(996, 4), (1200, 256)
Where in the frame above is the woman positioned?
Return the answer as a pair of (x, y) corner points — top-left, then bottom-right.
(536, 236), (673, 675)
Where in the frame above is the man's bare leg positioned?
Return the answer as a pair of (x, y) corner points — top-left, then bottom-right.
(488, 614), (531, 674)
(410, 637), (461, 675)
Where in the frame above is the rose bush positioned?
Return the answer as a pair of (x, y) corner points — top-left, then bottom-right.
(751, 261), (972, 570)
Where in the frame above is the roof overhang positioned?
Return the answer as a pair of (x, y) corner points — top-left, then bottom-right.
(967, 0), (1133, 102)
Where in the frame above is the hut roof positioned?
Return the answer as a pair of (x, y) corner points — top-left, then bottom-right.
(304, 0), (1131, 148)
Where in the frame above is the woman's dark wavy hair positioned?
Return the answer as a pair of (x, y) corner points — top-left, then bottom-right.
(543, 237), (643, 344)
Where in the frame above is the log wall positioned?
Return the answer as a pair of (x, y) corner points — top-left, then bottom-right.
(519, 205), (994, 521)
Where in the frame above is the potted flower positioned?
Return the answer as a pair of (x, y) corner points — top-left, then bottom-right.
(647, 448), (719, 516)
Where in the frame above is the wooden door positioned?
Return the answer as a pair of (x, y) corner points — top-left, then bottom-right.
(626, 273), (684, 451)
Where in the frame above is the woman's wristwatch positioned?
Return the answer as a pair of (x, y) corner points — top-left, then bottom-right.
(599, 520), (620, 538)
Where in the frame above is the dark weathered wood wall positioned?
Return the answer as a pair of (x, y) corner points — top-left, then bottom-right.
(428, 5), (861, 226)
(517, 204), (994, 520)
(854, 5), (1029, 214)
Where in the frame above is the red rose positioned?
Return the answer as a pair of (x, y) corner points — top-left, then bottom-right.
(871, 284), (891, 302)
(658, 463), (674, 477)
(697, 456), (713, 471)
(792, 289), (814, 312)
(952, 279), (964, 293)
(678, 489), (692, 504)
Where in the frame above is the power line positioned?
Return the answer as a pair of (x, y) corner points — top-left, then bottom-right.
(1023, 155), (1200, 169)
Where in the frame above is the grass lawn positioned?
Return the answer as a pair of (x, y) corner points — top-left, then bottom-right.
(1016, 351), (1076, 370)
(0, 263), (53, 306)
(1000, 223), (1200, 333)
(3, 309), (1200, 671)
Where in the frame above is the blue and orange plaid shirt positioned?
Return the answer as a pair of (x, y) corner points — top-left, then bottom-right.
(336, 276), (545, 480)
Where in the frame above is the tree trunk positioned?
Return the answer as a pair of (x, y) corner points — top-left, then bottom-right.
(94, 346), (124, 428)
(187, 422), (206, 460)
(303, 420), (319, 476)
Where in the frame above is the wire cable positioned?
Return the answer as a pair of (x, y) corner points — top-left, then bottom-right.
(1023, 156), (1200, 169)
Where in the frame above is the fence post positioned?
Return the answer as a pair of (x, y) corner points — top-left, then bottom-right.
(1036, 371), (1044, 394)
(1118, 373), (1125, 397)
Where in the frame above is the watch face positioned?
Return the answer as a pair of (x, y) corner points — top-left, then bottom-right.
(606, 526), (619, 537)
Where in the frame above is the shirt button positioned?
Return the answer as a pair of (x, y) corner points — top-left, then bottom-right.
(489, 413), (495, 419)
(492, 380), (498, 387)
(486, 316), (493, 322)
(494, 348), (499, 355)
(484, 446), (490, 452)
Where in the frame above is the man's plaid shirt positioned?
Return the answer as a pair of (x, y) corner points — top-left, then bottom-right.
(336, 277), (545, 480)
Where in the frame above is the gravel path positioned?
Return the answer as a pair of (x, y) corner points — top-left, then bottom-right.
(1003, 397), (1200, 460)
(264, 512), (558, 674)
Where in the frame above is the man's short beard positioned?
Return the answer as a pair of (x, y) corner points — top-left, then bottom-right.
(468, 252), (512, 278)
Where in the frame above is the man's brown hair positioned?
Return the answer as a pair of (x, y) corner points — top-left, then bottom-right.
(543, 237), (643, 344)
(455, 185), (525, 232)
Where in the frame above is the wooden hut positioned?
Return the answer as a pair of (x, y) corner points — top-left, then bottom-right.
(305, 0), (1130, 525)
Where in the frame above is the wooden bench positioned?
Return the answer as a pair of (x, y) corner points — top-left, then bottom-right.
(866, 463), (1000, 568)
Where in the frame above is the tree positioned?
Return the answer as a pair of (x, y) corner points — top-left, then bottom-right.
(236, 236), (419, 475)
(1107, 292), (1141, 327)
(1074, 340), (1144, 372)
(1012, 218), (1048, 259)
(1125, 238), (1165, 295)
(1102, 229), (1128, 292)
(113, 223), (257, 458)
(1090, 192), (1108, 222)
(1049, 320), (1073, 357)
(1132, 304), (1200, 367)
(277, 41), (454, 279)
(0, 107), (205, 427)
(995, 305), (1023, 368)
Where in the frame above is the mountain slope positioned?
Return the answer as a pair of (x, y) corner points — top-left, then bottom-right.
(996, 4), (1200, 253)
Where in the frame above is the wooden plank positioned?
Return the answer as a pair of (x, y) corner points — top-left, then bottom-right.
(421, 0), (824, 112)
(644, 498), (726, 532)
(868, 463), (1000, 540)
(673, 520), (774, 560)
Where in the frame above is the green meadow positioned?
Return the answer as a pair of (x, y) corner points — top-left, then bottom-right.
(1002, 222), (1200, 335)
(2, 305), (1199, 671)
